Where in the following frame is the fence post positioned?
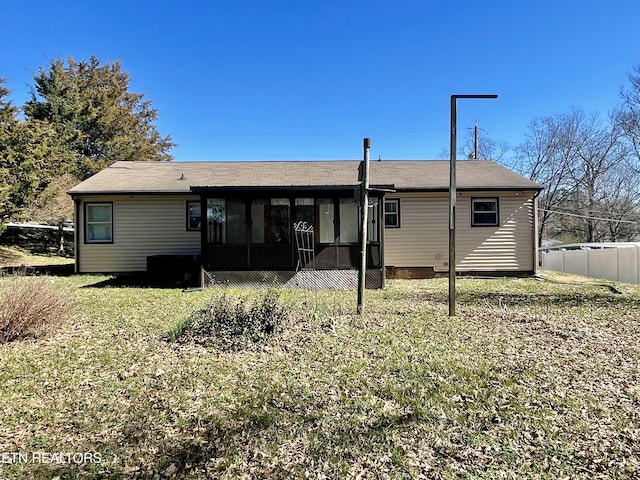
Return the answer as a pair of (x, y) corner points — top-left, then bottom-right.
(585, 248), (590, 279)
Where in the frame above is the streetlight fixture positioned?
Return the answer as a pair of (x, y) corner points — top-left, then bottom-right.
(449, 94), (498, 317)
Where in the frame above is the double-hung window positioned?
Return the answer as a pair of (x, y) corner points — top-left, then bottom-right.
(85, 203), (113, 243)
(187, 201), (201, 231)
(471, 197), (499, 226)
(384, 199), (400, 228)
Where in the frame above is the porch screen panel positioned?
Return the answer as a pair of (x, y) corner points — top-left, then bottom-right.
(251, 199), (267, 244)
(207, 199), (225, 244)
(270, 198), (290, 244)
(367, 197), (379, 242)
(339, 198), (359, 243)
(318, 198), (335, 243)
(294, 198), (315, 227)
(226, 199), (246, 244)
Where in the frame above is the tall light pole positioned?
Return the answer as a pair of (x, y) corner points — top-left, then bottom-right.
(449, 94), (498, 317)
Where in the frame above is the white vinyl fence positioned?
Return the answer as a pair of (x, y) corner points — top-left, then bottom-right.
(541, 244), (640, 284)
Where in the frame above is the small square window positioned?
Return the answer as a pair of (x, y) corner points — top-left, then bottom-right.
(85, 203), (113, 243)
(471, 198), (499, 226)
(187, 201), (201, 231)
(384, 199), (400, 228)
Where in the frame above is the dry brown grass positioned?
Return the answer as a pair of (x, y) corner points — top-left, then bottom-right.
(0, 274), (73, 343)
(0, 275), (639, 478)
(0, 246), (22, 266)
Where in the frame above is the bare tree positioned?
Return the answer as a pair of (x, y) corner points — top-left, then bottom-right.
(520, 107), (639, 244)
(439, 128), (510, 163)
(515, 109), (584, 244)
(615, 64), (640, 168)
(597, 159), (640, 241)
(569, 111), (629, 242)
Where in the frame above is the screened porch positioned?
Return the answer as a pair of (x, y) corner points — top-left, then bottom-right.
(194, 190), (384, 272)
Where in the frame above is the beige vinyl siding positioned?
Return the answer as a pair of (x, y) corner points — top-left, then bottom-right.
(385, 193), (449, 270)
(77, 195), (201, 273)
(385, 191), (535, 272)
(457, 193), (535, 271)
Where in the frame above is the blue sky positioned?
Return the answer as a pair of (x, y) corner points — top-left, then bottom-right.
(1, 0), (639, 162)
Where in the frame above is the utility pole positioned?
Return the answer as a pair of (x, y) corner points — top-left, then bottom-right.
(357, 137), (371, 315)
(449, 95), (498, 317)
(473, 121), (479, 160)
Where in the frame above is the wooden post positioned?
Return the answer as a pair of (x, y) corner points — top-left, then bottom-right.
(357, 137), (371, 315)
(449, 97), (457, 317)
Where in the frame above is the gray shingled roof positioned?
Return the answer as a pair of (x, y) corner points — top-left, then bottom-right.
(369, 160), (542, 190)
(67, 160), (542, 196)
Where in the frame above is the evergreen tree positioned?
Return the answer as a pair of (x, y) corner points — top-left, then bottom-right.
(1, 78), (69, 220)
(24, 56), (175, 179)
(0, 78), (18, 125)
(0, 79), (19, 219)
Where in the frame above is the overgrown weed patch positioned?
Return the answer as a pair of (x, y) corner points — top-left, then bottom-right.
(173, 290), (290, 351)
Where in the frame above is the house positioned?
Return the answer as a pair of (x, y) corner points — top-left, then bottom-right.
(67, 159), (543, 287)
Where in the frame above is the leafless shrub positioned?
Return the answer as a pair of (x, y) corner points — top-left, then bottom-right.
(175, 290), (290, 351)
(0, 274), (72, 343)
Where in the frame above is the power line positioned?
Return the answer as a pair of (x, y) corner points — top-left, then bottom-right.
(540, 208), (639, 225)
(573, 205), (640, 217)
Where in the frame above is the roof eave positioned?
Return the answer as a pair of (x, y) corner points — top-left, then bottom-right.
(393, 186), (543, 193)
(67, 189), (193, 198)
(189, 185), (358, 193)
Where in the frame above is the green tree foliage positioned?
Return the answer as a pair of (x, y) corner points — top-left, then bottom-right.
(4, 82), (57, 220)
(1, 78), (72, 221)
(1, 119), (66, 220)
(0, 78), (18, 125)
(0, 78), (18, 217)
(24, 56), (175, 179)
(1, 56), (175, 224)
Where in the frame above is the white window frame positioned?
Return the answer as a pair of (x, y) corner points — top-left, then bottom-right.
(471, 197), (499, 227)
(384, 198), (400, 228)
(85, 202), (113, 244)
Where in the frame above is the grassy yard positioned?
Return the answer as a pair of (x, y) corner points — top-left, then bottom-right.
(0, 248), (639, 478)
(0, 246), (74, 269)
